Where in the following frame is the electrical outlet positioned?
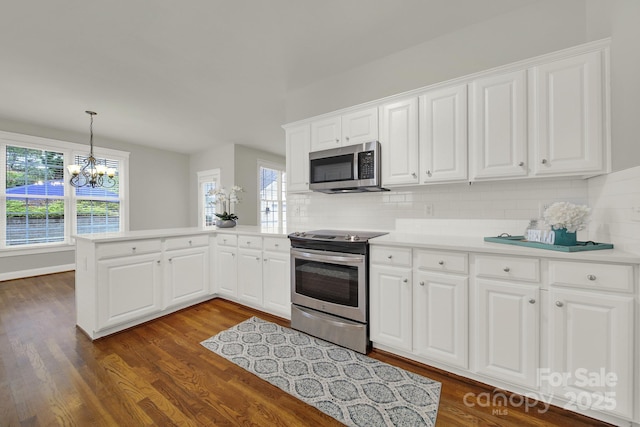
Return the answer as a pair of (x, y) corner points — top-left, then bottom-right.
(425, 203), (434, 217)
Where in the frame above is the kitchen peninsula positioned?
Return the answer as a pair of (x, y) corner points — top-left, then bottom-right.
(73, 226), (289, 340)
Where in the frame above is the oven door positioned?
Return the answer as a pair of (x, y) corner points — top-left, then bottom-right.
(290, 247), (367, 323)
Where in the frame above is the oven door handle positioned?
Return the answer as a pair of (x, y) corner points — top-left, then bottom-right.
(291, 248), (365, 265)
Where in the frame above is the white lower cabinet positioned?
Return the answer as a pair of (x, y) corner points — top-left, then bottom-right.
(164, 245), (209, 309)
(262, 250), (291, 318)
(474, 279), (540, 389)
(237, 248), (263, 306)
(413, 271), (468, 369)
(548, 288), (634, 419)
(97, 252), (163, 331)
(370, 264), (413, 352)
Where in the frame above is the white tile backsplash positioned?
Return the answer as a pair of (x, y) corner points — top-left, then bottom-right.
(288, 177), (589, 233)
(587, 165), (640, 253)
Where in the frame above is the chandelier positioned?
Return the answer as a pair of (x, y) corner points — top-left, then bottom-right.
(67, 111), (116, 188)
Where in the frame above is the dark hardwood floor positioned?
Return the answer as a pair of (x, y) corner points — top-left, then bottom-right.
(0, 271), (612, 426)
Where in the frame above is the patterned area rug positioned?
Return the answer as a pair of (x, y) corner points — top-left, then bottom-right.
(201, 317), (441, 427)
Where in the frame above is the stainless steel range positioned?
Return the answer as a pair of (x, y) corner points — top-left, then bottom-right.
(288, 229), (387, 353)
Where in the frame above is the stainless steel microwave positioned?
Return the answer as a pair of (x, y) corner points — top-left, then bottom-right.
(308, 141), (387, 193)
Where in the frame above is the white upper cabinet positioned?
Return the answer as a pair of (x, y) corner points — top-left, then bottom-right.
(310, 107), (378, 152)
(379, 97), (420, 186)
(419, 84), (468, 183)
(530, 50), (605, 176)
(470, 70), (528, 180)
(285, 123), (311, 193)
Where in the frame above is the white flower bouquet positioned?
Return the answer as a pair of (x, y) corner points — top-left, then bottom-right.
(542, 202), (591, 233)
(209, 185), (244, 221)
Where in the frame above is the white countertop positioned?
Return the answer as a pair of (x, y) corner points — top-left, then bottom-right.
(370, 232), (640, 264)
(73, 225), (289, 243)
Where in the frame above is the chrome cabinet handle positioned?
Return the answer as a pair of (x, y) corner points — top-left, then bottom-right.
(555, 301), (564, 307)
(157, 260), (161, 265)
(419, 281), (425, 286)
(518, 161), (525, 167)
(264, 258), (268, 262)
(426, 170), (432, 177)
(345, 136), (350, 142)
(587, 274), (596, 281)
(541, 159), (548, 164)
(387, 255), (393, 259)
(188, 240), (192, 245)
(411, 172), (417, 178)
(274, 243), (279, 247)
(529, 299), (536, 304)
(403, 278), (408, 283)
(255, 257), (260, 261)
(438, 260), (444, 265)
(335, 138), (340, 144)
(503, 267), (510, 272)
(132, 247), (137, 251)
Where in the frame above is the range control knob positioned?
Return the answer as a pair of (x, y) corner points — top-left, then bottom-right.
(345, 234), (361, 241)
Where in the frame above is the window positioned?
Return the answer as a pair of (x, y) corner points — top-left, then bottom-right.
(197, 169), (220, 228)
(1, 131), (129, 249)
(258, 161), (286, 229)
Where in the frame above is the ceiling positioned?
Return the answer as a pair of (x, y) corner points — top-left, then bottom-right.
(0, 0), (536, 156)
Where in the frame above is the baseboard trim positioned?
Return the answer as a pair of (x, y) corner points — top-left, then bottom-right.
(0, 264), (75, 282)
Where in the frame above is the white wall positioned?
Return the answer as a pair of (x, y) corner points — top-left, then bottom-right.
(0, 117), (191, 279)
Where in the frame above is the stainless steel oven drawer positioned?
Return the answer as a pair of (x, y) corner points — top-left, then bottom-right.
(291, 305), (369, 354)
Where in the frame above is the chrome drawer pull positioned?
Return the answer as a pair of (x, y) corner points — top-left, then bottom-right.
(529, 299), (536, 304)
(438, 260), (444, 265)
(387, 255), (393, 259)
(555, 301), (564, 307)
(419, 281), (425, 286)
(403, 278), (408, 283)
(503, 267), (510, 272)
(587, 274), (596, 281)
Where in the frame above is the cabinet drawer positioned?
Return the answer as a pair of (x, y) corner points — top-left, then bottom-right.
(216, 234), (238, 247)
(96, 239), (162, 259)
(370, 246), (412, 268)
(263, 237), (288, 253)
(415, 250), (468, 274)
(238, 235), (262, 249)
(475, 255), (539, 282)
(165, 234), (209, 251)
(549, 261), (634, 292)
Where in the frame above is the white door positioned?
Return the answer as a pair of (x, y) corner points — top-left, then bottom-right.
(548, 289), (633, 418)
(164, 247), (209, 309)
(286, 124), (311, 192)
(475, 279), (539, 388)
(237, 248), (263, 306)
(262, 251), (291, 318)
(419, 84), (468, 183)
(531, 51), (604, 175)
(342, 107), (378, 145)
(370, 265), (412, 351)
(413, 271), (468, 369)
(470, 70), (528, 180)
(379, 97), (419, 186)
(310, 115), (342, 151)
(216, 247), (237, 298)
(97, 253), (162, 331)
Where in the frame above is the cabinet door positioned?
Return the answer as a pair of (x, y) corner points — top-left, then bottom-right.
(286, 124), (311, 192)
(470, 70), (527, 180)
(310, 115), (342, 151)
(97, 253), (162, 331)
(237, 249), (263, 306)
(413, 271), (468, 369)
(164, 246), (209, 309)
(216, 247), (237, 298)
(262, 251), (291, 318)
(475, 279), (539, 388)
(342, 107), (378, 145)
(370, 265), (412, 351)
(419, 84), (468, 183)
(379, 97), (419, 186)
(531, 51), (604, 175)
(548, 289), (633, 418)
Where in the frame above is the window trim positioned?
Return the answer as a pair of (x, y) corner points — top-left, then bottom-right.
(257, 159), (285, 229)
(1, 129), (129, 250)
(197, 168), (221, 229)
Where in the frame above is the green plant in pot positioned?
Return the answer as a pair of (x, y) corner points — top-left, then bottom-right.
(209, 185), (243, 228)
(542, 201), (591, 246)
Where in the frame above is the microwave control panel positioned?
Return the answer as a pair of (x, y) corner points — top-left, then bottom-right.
(358, 151), (375, 179)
